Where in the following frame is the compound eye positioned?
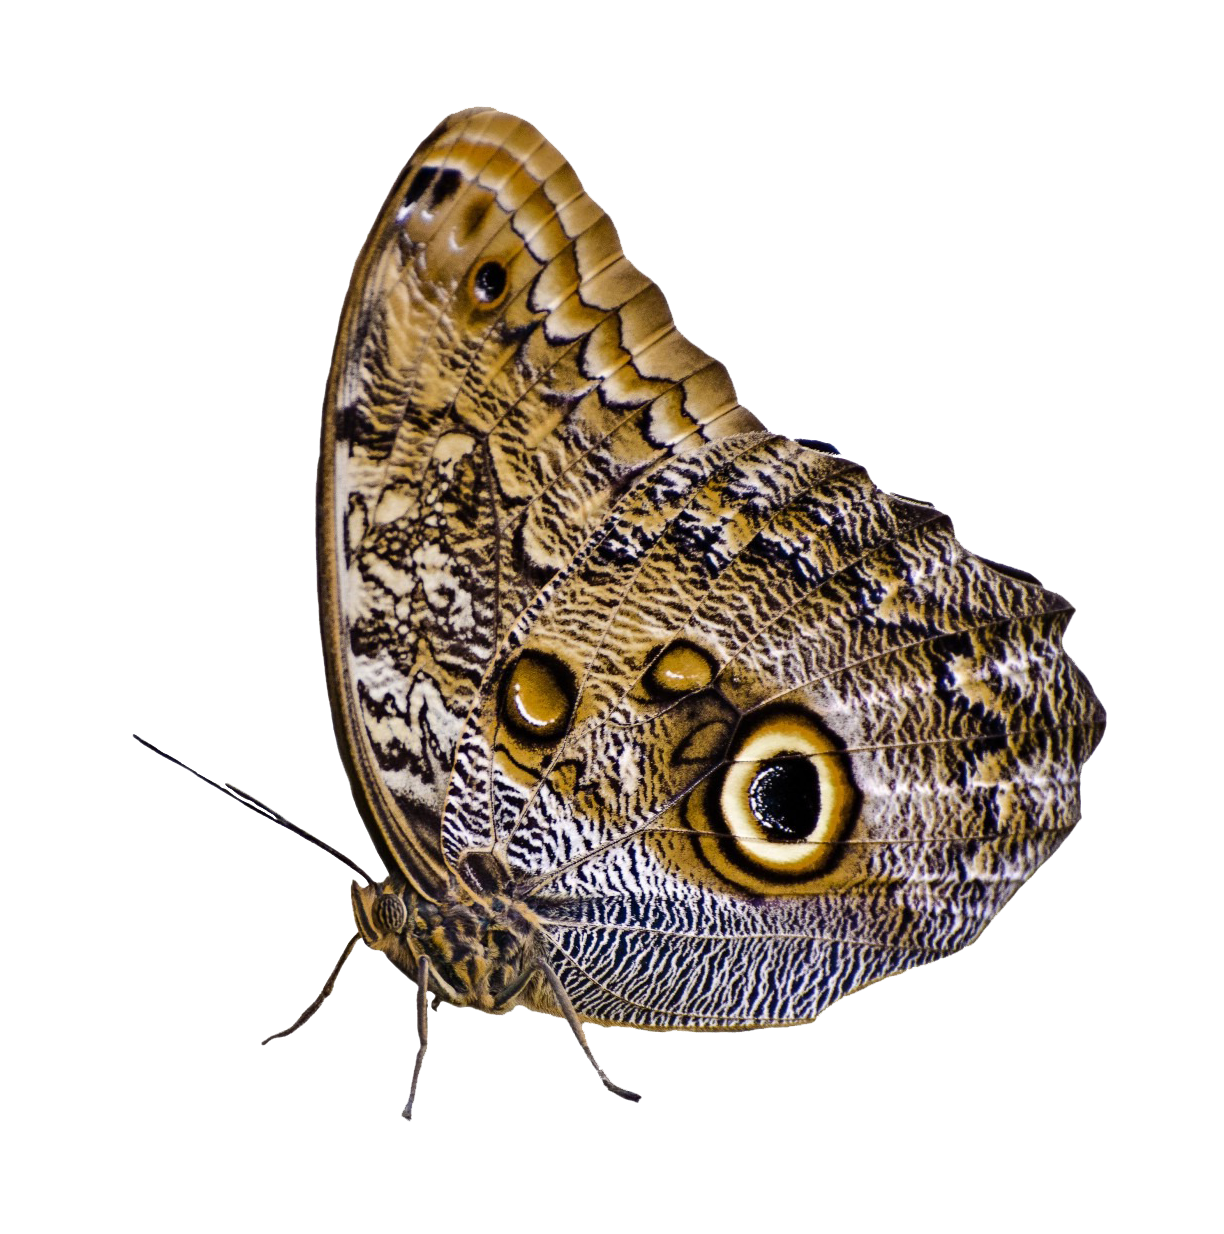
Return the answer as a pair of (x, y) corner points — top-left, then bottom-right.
(373, 893), (407, 934)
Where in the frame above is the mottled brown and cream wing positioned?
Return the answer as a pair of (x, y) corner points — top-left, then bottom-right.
(442, 434), (1105, 1027)
(318, 109), (761, 892)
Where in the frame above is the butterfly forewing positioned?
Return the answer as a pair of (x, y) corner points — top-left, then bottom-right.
(319, 108), (762, 895)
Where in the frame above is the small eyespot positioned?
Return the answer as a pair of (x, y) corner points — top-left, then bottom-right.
(472, 260), (508, 306)
(646, 641), (715, 697)
(373, 894), (407, 934)
(499, 650), (575, 743)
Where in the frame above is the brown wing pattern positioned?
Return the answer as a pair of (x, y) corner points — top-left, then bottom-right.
(319, 108), (762, 893)
(439, 435), (1104, 1027)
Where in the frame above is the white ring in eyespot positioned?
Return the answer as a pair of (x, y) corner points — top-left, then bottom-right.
(720, 711), (854, 872)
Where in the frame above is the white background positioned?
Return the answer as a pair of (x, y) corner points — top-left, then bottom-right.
(4, 3), (1220, 1231)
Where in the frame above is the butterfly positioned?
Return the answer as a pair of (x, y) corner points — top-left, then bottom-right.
(155, 106), (1104, 1119)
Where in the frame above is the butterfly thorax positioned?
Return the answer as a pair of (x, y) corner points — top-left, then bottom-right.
(350, 879), (541, 1013)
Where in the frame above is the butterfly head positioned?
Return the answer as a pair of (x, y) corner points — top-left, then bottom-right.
(350, 879), (416, 958)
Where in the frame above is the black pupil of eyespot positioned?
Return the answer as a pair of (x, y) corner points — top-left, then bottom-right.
(474, 261), (506, 303)
(748, 759), (821, 840)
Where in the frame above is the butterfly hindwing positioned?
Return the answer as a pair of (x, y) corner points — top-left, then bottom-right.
(441, 434), (1103, 1027)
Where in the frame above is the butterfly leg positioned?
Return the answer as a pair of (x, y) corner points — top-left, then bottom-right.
(261, 933), (360, 1045)
(538, 960), (641, 1104)
(402, 955), (431, 1121)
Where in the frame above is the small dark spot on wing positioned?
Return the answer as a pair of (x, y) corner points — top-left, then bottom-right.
(431, 168), (462, 208)
(797, 438), (840, 455)
(400, 166), (436, 215)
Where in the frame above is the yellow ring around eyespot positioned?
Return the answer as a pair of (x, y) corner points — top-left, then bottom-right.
(720, 712), (854, 873)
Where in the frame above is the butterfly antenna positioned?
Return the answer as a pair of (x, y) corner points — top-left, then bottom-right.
(133, 734), (375, 884)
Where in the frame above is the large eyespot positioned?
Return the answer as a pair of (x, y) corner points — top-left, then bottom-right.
(499, 650), (575, 744)
(373, 893), (407, 934)
(470, 260), (508, 307)
(646, 640), (716, 697)
(684, 707), (859, 892)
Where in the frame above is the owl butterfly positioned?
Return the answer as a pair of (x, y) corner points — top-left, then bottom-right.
(266, 106), (1105, 1117)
